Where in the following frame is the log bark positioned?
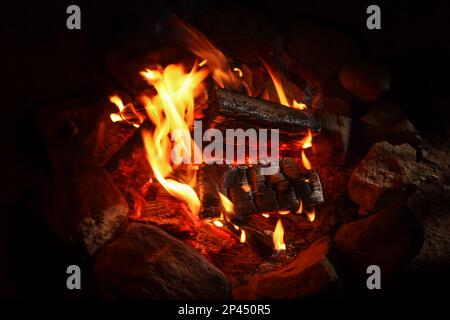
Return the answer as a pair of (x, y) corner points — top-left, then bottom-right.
(206, 86), (321, 134)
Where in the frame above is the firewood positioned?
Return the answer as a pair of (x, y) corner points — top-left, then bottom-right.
(226, 167), (258, 221)
(292, 169), (324, 208)
(227, 224), (274, 257)
(197, 164), (230, 218)
(247, 166), (279, 212)
(206, 86), (321, 135)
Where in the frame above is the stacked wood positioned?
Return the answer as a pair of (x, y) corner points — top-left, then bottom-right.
(196, 164), (230, 218)
(224, 167), (258, 222)
(247, 166), (279, 212)
(200, 158), (324, 219)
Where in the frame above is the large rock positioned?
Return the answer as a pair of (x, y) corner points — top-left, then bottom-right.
(37, 96), (136, 172)
(339, 61), (390, 102)
(334, 202), (423, 282)
(348, 142), (421, 211)
(361, 101), (421, 147)
(33, 165), (128, 256)
(234, 240), (341, 299)
(93, 222), (231, 299)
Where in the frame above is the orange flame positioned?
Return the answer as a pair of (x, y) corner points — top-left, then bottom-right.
(241, 184), (251, 193)
(175, 19), (243, 91)
(301, 128), (313, 149)
(141, 64), (209, 216)
(109, 95), (143, 127)
(296, 198), (303, 214)
(306, 207), (316, 222)
(273, 219), (286, 251)
(218, 192), (235, 218)
(262, 61), (290, 107)
(261, 213), (270, 218)
(278, 210), (290, 215)
(240, 229), (246, 243)
(302, 150), (312, 170)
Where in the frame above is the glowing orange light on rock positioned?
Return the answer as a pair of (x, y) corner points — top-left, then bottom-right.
(273, 219), (286, 251)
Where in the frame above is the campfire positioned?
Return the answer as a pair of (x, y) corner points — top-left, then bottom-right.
(29, 11), (449, 301)
(106, 20), (324, 259)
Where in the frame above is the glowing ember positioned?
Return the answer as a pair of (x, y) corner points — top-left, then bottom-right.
(273, 219), (286, 251)
(141, 64), (208, 216)
(240, 229), (246, 243)
(278, 210), (290, 215)
(261, 213), (270, 218)
(241, 184), (251, 193)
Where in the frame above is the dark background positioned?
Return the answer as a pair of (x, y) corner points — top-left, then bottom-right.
(1, 0), (449, 299)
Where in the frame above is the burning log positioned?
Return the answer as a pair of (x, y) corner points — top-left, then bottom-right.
(226, 224), (274, 257)
(247, 166), (279, 212)
(205, 86), (321, 137)
(224, 167), (258, 221)
(200, 157), (324, 219)
(197, 164), (230, 218)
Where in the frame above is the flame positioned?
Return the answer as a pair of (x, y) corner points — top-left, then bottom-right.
(293, 100), (307, 110)
(175, 19), (243, 90)
(302, 150), (312, 170)
(218, 192), (235, 218)
(296, 198), (303, 214)
(241, 184), (251, 193)
(263, 61), (290, 107)
(109, 95), (144, 127)
(306, 207), (316, 222)
(233, 67), (243, 78)
(278, 210), (290, 215)
(261, 213), (270, 218)
(301, 128), (313, 149)
(213, 219), (224, 228)
(141, 64), (209, 216)
(240, 229), (246, 243)
(273, 219), (286, 251)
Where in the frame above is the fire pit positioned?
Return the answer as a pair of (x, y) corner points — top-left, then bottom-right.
(4, 1), (450, 302)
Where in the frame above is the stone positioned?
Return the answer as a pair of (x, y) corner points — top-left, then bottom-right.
(348, 142), (422, 211)
(234, 240), (341, 299)
(93, 222), (232, 299)
(32, 165), (128, 256)
(286, 20), (360, 87)
(339, 61), (390, 102)
(313, 97), (352, 166)
(361, 101), (421, 147)
(334, 202), (423, 282)
(37, 96), (136, 172)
